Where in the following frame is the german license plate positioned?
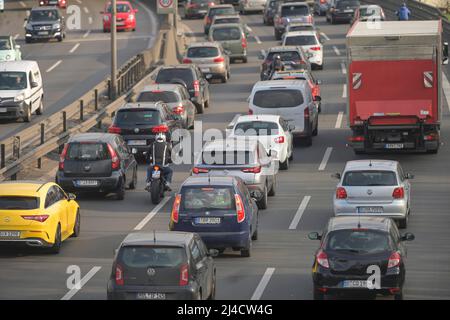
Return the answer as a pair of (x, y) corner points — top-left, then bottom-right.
(0, 108), (7, 113)
(195, 217), (221, 224)
(201, 68), (210, 73)
(127, 140), (146, 146)
(358, 207), (383, 214)
(152, 171), (161, 179)
(342, 280), (367, 288)
(117, 22), (125, 26)
(76, 180), (99, 186)
(38, 31), (49, 35)
(0, 231), (21, 238)
(136, 293), (166, 300)
(385, 143), (404, 149)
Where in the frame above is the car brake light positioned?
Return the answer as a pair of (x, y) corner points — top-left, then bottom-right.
(388, 251), (401, 268)
(392, 187), (404, 199)
(349, 136), (365, 142)
(115, 264), (124, 286)
(235, 194), (245, 223)
(152, 124), (169, 133)
(171, 194), (181, 223)
(21, 215), (49, 222)
(108, 125), (122, 134)
(192, 167), (210, 174)
(179, 263), (189, 286)
(208, 2), (215, 6)
(336, 187), (347, 199)
(274, 136), (285, 144)
(320, 0), (327, 3)
(214, 57), (225, 63)
(316, 250), (329, 268)
(193, 80), (200, 97)
(248, 109), (253, 115)
(304, 108), (310, 119)
(173, 106), (184, 114)
(182, 58), (192, 63)
(107, 143), (120, 170)
(242, 166), (261, 173)
(59, 143), (69, 170)
(310, 46), (321, 51)
(241, 37), (247, 48)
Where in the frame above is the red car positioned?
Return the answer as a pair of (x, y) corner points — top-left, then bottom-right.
(39, 0), (67, 9)
(102, 1), (138, 33)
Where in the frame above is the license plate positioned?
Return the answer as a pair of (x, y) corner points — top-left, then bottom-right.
(195, 217), (221, 224)
(358, 207), (383, 214)
(0, 231), (21, 238)
(152, 171), (161, 179)
(198, 10), (207, 14)
(38, 31), (49, 35)
(385, 143), (404, 149)
(127, 140), (146, 146)
(136, 293), (166, 300)
(76, 180), (99, 186)
(0, 108), (7, 113)
(201, 68), (210, 73)
(342, 280), (367, 288)
(344, 9), (354, 13)
(117, 22), (125, 26)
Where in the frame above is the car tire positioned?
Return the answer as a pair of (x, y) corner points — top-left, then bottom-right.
(25, 38), (32, 43)
(240, 237), (251, 257)
(221, 73), (228, 83)
(251, 225), (258, 240)
(36, 98), (44, 115)
(317, 63), (323, 70)
(242, 56), (248, 63)
(23, 105), (31, 122)
(151, 181), (162, 204)
(116, 178), (125, 200)
(128, 167), (137, 189)
(312, 121), (318, 136)
(313, 287), (325, 300)
(257, 185), (268, 209)
(205, 100), (210, 108)
(48, 224), (62, 254)
(57, 35), (63, 42)
(289, 145), (294, 161)
(71, 210), (81, 238)
(196, 102), (204, 114)
(280, 156), (289, 170)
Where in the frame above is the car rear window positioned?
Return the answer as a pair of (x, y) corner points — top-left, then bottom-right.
(212, 27), (241, 41)
(289, 25), (314, 32)
(234, 121), (279, 136)
(0, 196), (39, 210)
(181, 187), (235, 211)
(215, 17), (240, 24)
(285, 35), (317, 46)
(137, 91), (180, 103)
(326, 230), (393, 253)
(281, 5), (309, 16)
(359, 6), (381, 16)
(114, 109), (161, 126)
(209, 7), (235, 17)
(267, 51), (301, 62)
(343, 170), (398, 186)
(156, 69), (194, 85)
(119, 246), (186, 268)
(337, 0), (360, 9)
(201, 150), (255, 165)
(66, 143), (109, 161)
(187, 46), (219, 58)
(253, 89), (304, 108)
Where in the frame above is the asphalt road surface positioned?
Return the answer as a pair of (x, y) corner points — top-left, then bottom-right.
(1, 7), (450, 300)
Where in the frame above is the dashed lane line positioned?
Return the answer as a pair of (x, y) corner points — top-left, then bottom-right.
(288, 196), (311, 230)
(251, 268), (275, 300)
(318, 147), (333, 171)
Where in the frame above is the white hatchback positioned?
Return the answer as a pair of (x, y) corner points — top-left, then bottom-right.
(282, 30), (323, 69)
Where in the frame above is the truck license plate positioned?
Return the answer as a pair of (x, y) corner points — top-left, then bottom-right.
(385, 143), (404, 149)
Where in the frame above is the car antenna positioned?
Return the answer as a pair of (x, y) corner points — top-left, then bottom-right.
(357, 216), (361, 229)
(369, 160), (372, 167)
(153, 230), (156, 243)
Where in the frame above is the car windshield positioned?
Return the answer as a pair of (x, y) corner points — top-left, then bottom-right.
(326, 230), (393, 254)
(0, 39), (11, 50)
(215, 17), (240, 24)
(337, 0), (360, 9)
(212, 27), (241, 41)
(156, 69), (193, 86)
(253, 89), (304, 108)
(359, 6), (381, 16)
(181, 187), (235, 210)
(137, 91), (180, 103)
(187, 46), (219, 58)
(120, 246), (185, 268)
(234, 121), (279, 136)
(281, 5), (309, 16)
(209, 7), (235, 17)
(267, 51), (301, 62)
(66, 143), (110, 161)
(29, 9), (59, 21)
(114, 109), (161, 126)
(107, 3), (131, 13)
(0, 72), (27, 90)
(343, 170), (398, 186)
(201, 150), (254, 165)
(0, 196), (39, 210)
(285, 35), (317, 46)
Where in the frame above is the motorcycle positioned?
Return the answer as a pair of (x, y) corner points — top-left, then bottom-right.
(140, 150), (166, 205)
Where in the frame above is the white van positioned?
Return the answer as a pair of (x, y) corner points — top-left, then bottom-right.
(0, 61), (44, 122)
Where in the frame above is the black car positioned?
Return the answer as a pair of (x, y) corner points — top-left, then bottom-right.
(153, 64), (211, 114)
(263, 0), (283, 25)
(326, 0), (360, 24)
(258, 46), (311, 80)
(107, 231), (218, 300)
(108, 102), (183, 155)
(25, 6), (66, 43)
(309, 216), (415, 300)
(56, 133), (138, 200)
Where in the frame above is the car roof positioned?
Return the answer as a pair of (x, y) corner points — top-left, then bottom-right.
(0, 181), (52, 196)
(210, 23), (243, 29)
(141, 84), (184, 92)
(181, 175), (238, 187)
(0, 60), (38, 72)
(31, 6), (60, 11)
(253, 79), (309, 89)
(267, 46), (302, 52)
(285, 31), (317, 37)
(358, 4), (381, 9)
(272, 70), (310, 78)
(203, 138), (259, 151)
(281, 2), (309, 7)
(328, 216), (392, 232)
(213, 14), (240, 19)
(68, 132), (118, 143)
(287, 22), (314, 27)
(159, 64), (195, 70)
(118, 102), (164, 110)
(344, 160), (399, 171)
(122, 231), (194, 247)
(187, 41), (221, 48)
(235, 114), (281, 123)
(210, 4), (234, 9)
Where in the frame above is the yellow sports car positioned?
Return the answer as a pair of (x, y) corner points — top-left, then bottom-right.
(0, 181), (80, 253)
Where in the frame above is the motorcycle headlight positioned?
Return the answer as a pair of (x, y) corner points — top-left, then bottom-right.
(14, 94), (25, 102)
(53, 23), (61, 29)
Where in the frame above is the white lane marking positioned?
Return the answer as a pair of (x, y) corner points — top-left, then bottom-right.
(342, 84), (347, 98)
(20, 1), (26, 8)
(318, 147), (333, 171)
(61, 266), (102, 300)
(442, 72), (450, 112)
(341, 62), (347, 74)
(134, 197), (172, 231)
(254, 35), (262, 44)
(321, 32), (330, 41)
(333, 45), (341, 56)
(88, 17), (93, 25)
(69, 43), (80, 53)
(288, 196), (311, 230)
(83, 7), (89, 14)
(135, 0), (159, 49)
(335, 111), (344, 129)
(251, 268), (275, 300)
(83, 30), (91, 38)
(14, 34), (20, 40)
(46, 60), (62, 73)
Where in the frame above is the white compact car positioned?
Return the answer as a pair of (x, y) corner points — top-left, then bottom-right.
(282, 30), (323, 70)
(0, 36), (21, 62)
(228, 115), (294, 170)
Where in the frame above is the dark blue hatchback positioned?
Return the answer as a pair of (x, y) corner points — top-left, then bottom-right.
(169, 176), (259, 257)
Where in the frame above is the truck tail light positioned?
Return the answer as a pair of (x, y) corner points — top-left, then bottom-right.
(388, 251), (401, 268)
(108, 125), (122, 134)
(235, 194), (245, 223)
(274, 136), (285, 144)
(152, 124), (169, 133)
(214, 57), (225, 63)
(179, 263), (189, 286)
(316, 250), (329, 268)
(171, 194), (181, 223)
(21, 215), (49, 222)
(242, 166), (261, 173)
(392, 187), (404, 199)
(115, 264), (124, 285)
(182, 58), (192, 63)
(107, 143), (120, 170)
(336, 187), (347, 199)
(193, 80), (200, 97)
(59, 143), (69, 171)
(192, 167), (210, 174)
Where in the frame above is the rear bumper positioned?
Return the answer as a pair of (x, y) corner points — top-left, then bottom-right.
(25, 30), (62, 39)
(0, 237), (53, 248)
(331, 13), (354, 22)
(0, 101), (28, 120)
(56, 171), (122, 193)
(107, 281), (198, 300)
(195, 230), (250, 249)
(333, 199), (408, 219)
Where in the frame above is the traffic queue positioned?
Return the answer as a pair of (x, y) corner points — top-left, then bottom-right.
(2, 0), (438, 300)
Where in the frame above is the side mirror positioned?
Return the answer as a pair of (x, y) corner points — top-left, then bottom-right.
(31, 81), (39, 88)
(401, 233), (415, 242)
(404, 173), (414, 179)
(308, 232), (321, 240)
(331, 173), (341, 180)
(208, 249), (219, 257)
(314, 95), (322, 102)
(195, 261), (206, 271)
(443, 42), (448, 65)
(67, 193), (76, 201)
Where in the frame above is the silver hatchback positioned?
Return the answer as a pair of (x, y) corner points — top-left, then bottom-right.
(332, 160), (413, 229)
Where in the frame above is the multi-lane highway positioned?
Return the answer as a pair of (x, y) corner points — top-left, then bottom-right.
(1, 4), (450, 300)
(0, 0), (159, 141)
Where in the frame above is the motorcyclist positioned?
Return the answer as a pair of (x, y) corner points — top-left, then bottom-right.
(396, 2), (411, 21)
(145, 132), (173, 192)
(267, 54), (284, 78)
